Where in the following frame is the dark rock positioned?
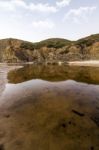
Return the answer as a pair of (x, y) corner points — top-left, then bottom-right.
(4, 114), (10, 118)
(91, 113), (99, 127)
(90, 146), (94, 150)
(0, 144), (4, 150)
(96, 107), (99, 110)
(68, 121), (72, 125)
(72, 109), (85, 117)
(61, 123), (66, 128)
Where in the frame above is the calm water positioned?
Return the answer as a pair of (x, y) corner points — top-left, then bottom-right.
(0, 64), (99, 150)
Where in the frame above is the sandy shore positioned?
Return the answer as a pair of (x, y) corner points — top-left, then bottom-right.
(69, 60), (99, 67)
(0, 64), (23, 97)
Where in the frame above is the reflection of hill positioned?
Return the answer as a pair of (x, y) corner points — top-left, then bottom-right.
(8, 65), (99, 84)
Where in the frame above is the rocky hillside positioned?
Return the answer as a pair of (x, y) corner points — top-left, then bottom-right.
(0, 34), (99, 63)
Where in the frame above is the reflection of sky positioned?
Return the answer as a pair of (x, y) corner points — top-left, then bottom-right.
(0, 0), (99, 42)
(1, 78), (99, 108)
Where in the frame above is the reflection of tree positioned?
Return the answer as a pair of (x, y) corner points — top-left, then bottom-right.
(7, 65), (99, 85)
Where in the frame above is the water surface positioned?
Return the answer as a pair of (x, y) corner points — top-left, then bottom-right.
(0, 64), (99, 150)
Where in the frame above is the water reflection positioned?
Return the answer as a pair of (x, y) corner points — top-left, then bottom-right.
(0, 64), (99, 150)
(8, 64), (99, 84)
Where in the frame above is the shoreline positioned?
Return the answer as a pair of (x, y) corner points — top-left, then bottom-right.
(1, 60), (99, 67)
(0, 64), (23, 97)
(68, 60), (99, 67)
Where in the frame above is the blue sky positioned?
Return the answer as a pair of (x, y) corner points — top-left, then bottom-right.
(0, 0), (99, 42)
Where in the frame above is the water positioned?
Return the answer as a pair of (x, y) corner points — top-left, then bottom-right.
(0, 64), (99, 150)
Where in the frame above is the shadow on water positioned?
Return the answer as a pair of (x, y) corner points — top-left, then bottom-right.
(7, 64), (99, 84)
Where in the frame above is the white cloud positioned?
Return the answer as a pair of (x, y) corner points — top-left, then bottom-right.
(64, 6), (97, 23)
(0, 0), (72, 13)
(0, 1), (15, 11)
(56, 0), (71, 8)
(29, 3), (57, 13)
(32, 20), (55, 29)
(0, 0), (28, 11)
(0, 0), (57, 13)
(12, 0), (27, 9)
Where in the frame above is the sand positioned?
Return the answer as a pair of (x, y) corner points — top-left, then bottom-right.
(69, 60), (99, 67)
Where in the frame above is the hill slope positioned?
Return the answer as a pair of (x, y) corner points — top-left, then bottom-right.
(0, 34), (99, 63)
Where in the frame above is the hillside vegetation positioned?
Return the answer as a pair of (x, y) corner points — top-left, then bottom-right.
(0, 34), (99, 63)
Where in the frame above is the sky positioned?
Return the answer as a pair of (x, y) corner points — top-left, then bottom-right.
(0, 0), (99, 42)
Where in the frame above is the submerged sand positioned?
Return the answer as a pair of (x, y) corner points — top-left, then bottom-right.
(0, 80), (99, 150)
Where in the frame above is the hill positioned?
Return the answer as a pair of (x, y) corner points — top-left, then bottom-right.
(0, 34), (99, 63)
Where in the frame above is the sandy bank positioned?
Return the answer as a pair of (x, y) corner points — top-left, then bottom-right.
(68, 60), (99, 67)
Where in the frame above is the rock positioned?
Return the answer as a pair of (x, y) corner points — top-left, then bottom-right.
(0, 144), (4, 150)
(91, 113), (99, 127)
(72, 109), (85, 117)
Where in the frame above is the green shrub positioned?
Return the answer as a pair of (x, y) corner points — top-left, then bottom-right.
(20, 42), (35, 51)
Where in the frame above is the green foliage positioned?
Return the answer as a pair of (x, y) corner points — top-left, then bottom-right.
(34, 38), (71, 49)
(76, 34), (99, 47)
(77, 39), (94, 47)
(20, 42), (35, 51)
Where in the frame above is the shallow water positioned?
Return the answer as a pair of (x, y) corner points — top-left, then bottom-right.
(0, 64), (99, 150)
